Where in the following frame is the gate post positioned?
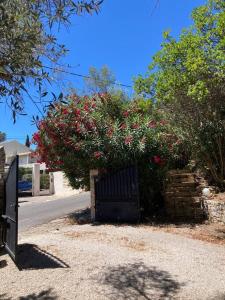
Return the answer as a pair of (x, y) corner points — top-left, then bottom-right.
(0, 147), (5, 246)
(90, 169), (99, 222)
(32, 163), (40, 196)
(49, 172), (55, 195)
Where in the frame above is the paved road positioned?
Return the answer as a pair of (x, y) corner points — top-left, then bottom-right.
(19, 192), (90, 231)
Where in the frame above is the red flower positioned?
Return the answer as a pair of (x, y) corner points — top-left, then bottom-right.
(131, 123), (139, 129)
(84, 103), (89, 112)
(152, 155), (162, 164)
(123, 111), (129, 117)
(94, 151), (103, 159)
(62, 108), (69, 115)
(32, 132), (40, 143)
(124, 136), (133, 145)
(152, 156), (166, 166)
(74, 108), (81, 116)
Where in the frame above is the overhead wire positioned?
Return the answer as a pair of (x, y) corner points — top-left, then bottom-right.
(42, 65), (133, 89)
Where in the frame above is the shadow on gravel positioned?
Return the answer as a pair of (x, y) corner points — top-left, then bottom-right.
(100, 262), (184, 300)
(0, 248), (7, 269)
(17, 244), (69, 270)
(0, 288), (58, 300)
(0, 259), (7, 268)
(0, 294), (11, 300)
(67, 208), (91, 225)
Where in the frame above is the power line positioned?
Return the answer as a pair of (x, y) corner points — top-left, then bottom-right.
(42, 65), (133, 89)
(150, 0), (160, 16)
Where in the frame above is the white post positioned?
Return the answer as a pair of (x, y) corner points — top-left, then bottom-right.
(49, 172), (55, 195)
(32, 163), (40, 196)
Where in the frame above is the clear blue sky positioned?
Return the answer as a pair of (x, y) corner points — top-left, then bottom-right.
(0, 0), (206, 144)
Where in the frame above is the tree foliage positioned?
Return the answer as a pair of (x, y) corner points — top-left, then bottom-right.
(134, 0), (225, 187)
(84, 65), (116, 93)
(0, 0), (103, 120)
(25, 134), (30, 147)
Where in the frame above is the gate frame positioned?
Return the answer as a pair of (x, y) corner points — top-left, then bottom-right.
(92, 165), (140, 223)
(2, 155), (19, 263)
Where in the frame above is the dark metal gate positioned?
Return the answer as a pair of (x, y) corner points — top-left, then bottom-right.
(94, 166), (140, 222)
(2, 156), (19, 262)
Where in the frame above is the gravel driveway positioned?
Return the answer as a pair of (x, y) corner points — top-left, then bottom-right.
(1, 218), (225, 300)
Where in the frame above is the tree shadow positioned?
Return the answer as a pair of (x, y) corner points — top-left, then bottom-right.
(0, 294), (11, 300)
(19, 289), (58, 300)
(143, 214), (206, 229)
(17, 244), (69, 270)
(0, 289), (58, 300)
(0, 259), (7, 268)
(99, 262), (184, 300)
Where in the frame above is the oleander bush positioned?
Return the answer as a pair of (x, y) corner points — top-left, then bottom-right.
(33, 93), (187, 214)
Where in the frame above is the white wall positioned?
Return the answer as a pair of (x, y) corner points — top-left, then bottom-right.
(53, 171), (81, 196)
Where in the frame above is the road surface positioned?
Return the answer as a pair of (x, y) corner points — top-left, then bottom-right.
(19, 192), (90, 231)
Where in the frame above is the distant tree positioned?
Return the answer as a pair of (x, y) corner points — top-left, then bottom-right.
(0, 0), (104, 121)
(84, 66), (116, 93)
(25, 135), (30, 148)
(0, 132), (6, 142)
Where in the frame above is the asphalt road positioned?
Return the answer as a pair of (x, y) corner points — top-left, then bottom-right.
(18, 192), (90, 232)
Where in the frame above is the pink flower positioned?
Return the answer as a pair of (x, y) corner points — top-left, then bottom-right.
(148, 120), (157, 128)
(124, 136), (133, 145)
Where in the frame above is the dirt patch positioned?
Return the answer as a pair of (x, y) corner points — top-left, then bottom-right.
(142, 222), (225, 245)
(213, 193), (225, 202)
(64, 228), (148, 251)
(119, 237), (147, 251)
(64, 230), (103, 239)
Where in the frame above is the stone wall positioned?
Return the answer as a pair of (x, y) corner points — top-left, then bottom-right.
(204, 198), (225, 224)
(165, 170), (225, 224)
(164, 170), (205, 221)
(0, 147), (5, 245)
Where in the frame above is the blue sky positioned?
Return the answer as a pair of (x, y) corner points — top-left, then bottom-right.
(0, 0), (206, 144)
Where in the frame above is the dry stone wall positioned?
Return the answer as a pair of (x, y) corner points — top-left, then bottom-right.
(165, 170), (225, 224)
(204, 199), (225, 224)
(164, 170), (205, 221)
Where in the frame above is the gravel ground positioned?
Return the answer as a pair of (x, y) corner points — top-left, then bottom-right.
(1, 218), (225, 300)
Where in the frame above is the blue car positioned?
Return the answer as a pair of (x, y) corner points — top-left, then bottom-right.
(18, 181), (32, 192)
